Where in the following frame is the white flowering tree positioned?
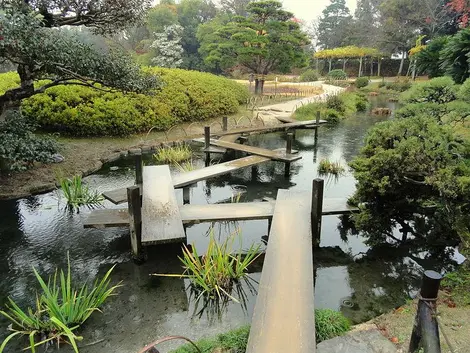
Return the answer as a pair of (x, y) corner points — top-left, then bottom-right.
(151, 24), (184, 68)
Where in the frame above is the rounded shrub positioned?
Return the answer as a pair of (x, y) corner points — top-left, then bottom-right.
(1, 69), (250, 137)
(322, 108), (342, 124)
(327, 69), (347, 81)
(400, 76), (457, 104)
(299, 69), (319, 82)
(315, 309), (351, 343)
(355, 77), (369, 88)
(326, 95), (346, 114)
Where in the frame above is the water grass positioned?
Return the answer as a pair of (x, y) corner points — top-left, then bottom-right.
(315, 309), (351, 343)
(175, 159), (197, 172)
(154, 145), (192, 164)
(154, 231), (261, 303)
(59, 175), (103, 208)
(0, 257), (120, 353)
(318, 159), (346, 176)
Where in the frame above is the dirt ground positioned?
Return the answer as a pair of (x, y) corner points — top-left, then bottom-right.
(373, 291), (470, 353)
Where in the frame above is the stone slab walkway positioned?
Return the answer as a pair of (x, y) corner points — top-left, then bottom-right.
(317, 329), (398, 353)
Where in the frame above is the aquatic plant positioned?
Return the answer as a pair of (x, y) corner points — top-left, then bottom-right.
(318, 159), (346, 176)
(175, 159), (196, 172)
(0, 259), (120, 353)
(59, 175), (103, 208)
(315, 309), (351, 343)
(154, 145), (192, 164)
(155, 232), (261, 302)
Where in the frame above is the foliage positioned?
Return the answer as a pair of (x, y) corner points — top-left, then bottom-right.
(170, 326), (251, 353)
(415, 36), (449, 78)
(151, 24), (184, 68)
(442, 265), (470, 305)
(327, 69), (348, 81)
(0, 6), (159, 114)
(0, 111), (59, 174)
(384, 80), (412, 92)
(400, 77), (457, 104)
(355, 77), (369, 88)
(155, 232), (261, 302)
(59, 175), (103, 208)
(317, 0), (353, 49)
(318, 159), (346, 176)
(154, 145), (193, 164)
(175, 160), (197, 172)
(441, 27), (470, 83)
(0, 259), (120, 353)
(315, 309), (351, 343)
(299, 69), (320, 82)
(0, 69), (249, 136)
(350, 115), (470, 245)
(197, 1), (309, 93)
(458, 77), (470, 100)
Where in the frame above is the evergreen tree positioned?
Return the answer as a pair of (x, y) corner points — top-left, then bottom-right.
(317, 0), (353, 49)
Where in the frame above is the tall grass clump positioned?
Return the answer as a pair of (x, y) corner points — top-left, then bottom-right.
(0, 258), (120, 353)
(59, 175), (103, 208)
(175, 159), (197, 172)
(318, 159), (346, 176)
(154, 145), (192, 164)
(315, 309), (351, 343)
(155, 232), (261, 302)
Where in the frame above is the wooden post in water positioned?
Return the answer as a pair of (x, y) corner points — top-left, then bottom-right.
(284, 132), (293, 177)
(222, 116), (228, 131)
(314, 111), (320, 144)
(127, 186), (143, 261)
(135, 153), (143, 185)
(311, 178), (324, 247)
(204, 126), (211, 150)
(183, 187), (190, 205)
(409, 270), (443, 353)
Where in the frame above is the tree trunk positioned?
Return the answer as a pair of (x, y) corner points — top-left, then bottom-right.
(358, 57), (363, 77)
(0, 64), (35, 120)
(370, 58), (374, 76)
(342, 59), (346, 72)
(328, 59), (332, 72)
(397, 52), (406, 76)
(260, 79), (265, 95)
(378, 59), (382, 77)
(316, 58), (319, 72)
(254, 78), (260, 95)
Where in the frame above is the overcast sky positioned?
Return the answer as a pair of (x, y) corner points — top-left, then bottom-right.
(282, 0), (357, 25)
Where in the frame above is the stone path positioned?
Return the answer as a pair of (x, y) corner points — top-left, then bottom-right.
(256, 83), (346, 125)
(317, 329), (398, 353)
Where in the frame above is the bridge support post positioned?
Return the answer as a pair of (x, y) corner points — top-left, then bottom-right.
(311, 178), (324, 247)
(314, 111), (320, 144)
(222, 116), (228, 131)
(409, 270), (443, 353)
(127, 186), (143, 262)
(284, 132), (293, 177)
(183, 187), (190, 205)
(135, 153), (143, 185)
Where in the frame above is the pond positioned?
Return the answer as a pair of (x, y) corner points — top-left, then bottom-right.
(0, 96), (464, 352)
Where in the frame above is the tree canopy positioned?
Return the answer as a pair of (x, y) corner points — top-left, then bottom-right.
(197, 0), (309, 93)
(0, 1), (159, 116)
(317, 0), (353, 49)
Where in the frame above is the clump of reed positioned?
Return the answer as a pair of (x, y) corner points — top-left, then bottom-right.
(154, 231), (260, 302)
(0, 257), (120, 353)
(175, 159), (197, 172)
(154, 145), (192, 164)
(59, 175), (103, 208)
(317, 159), (346, 176)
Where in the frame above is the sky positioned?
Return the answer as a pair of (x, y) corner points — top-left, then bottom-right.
(282, 0), (357, 25)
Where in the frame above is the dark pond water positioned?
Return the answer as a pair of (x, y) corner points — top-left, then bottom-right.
(0, 97), (464, 353)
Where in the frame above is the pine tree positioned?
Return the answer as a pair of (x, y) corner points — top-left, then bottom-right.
(317, 0), (353, 49)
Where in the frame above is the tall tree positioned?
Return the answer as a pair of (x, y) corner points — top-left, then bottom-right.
(151, 25), (184, 68)
(317, 0), (353, 49)
(198, 1), (309, 93)
(220, 0), (253, 16)
(350, 0), (383, 47)
(0, 1), (158, 117)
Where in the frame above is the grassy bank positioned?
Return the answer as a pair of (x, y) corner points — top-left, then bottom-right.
(294, 91), (369, 123)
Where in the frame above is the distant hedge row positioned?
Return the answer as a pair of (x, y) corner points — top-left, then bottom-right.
(0, 68), (249, 136)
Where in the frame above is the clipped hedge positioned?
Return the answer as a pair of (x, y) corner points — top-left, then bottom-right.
(0, 68), (249, 136)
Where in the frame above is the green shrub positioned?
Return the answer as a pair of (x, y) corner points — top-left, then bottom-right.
(378, 81), (386, 88)
(299, 69), (319, 82)
(355, 77), (369, 88)
(1, 69), (250, 137)
(0, 111), (59, 174)
(318, 159), (346, 175)
(394, 102), (445, 120)
(323, 108), (342, 123)
(384, 80), (412, 92)
(315, 309), (351, 343)
(326, 95), (346, 114)
(458, 78), (470, 100)
(400, 76), (457, 104)
(327, 69), (347, 81)
(354, 92), (369, 112)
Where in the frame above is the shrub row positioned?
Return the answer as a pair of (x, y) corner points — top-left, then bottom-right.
(0, 68), (250, 136)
